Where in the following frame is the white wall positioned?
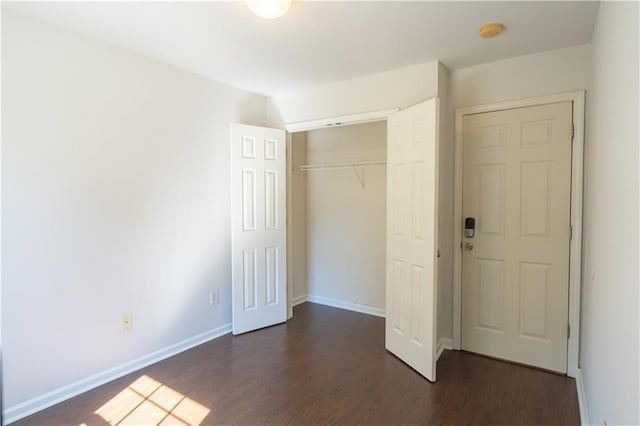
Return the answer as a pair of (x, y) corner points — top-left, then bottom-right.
(580, 2), (639, 424)
(266, 61), (439, 127)
(2, 9), (265, 413)
(305, 122), (387, 311)
(290, 132), (307, 301)
(450, 44), (591, 109)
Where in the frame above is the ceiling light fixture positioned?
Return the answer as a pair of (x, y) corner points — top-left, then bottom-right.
(246, 0), (292, 19)
(479, 22), (505, 39)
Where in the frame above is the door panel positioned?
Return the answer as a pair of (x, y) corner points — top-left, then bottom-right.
(461, 102), (572, 373)
(386, 98), (438, 381)
(231, 124), (287, 335)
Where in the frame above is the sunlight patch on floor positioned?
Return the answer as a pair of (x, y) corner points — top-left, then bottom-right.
(93, 375), (210, 425)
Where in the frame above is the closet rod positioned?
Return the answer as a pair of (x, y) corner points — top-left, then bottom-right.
(299, 160), (386, 171)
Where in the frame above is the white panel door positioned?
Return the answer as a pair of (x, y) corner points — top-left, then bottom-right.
(386, 98), (439, 381)
(231, 124), (287, 335)
(461, 101), (572, 373)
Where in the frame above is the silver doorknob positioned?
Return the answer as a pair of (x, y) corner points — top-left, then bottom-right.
(464, 242), (474, 251)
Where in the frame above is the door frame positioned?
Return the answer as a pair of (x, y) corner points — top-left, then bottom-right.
(286, 132), (293, 319)
(452, 91), (585, 378)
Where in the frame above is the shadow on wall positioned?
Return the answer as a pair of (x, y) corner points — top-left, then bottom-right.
(265, 99), (286, 129)
(237, 94), (269, 127)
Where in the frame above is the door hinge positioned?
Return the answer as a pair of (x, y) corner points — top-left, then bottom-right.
(569, 225), (573, 240)
(571, 124), (575, 141)
(567, 324), (571, 338)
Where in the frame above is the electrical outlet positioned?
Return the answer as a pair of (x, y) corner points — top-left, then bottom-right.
(122, 313), (132, 331)
(210, 289), (219, 305)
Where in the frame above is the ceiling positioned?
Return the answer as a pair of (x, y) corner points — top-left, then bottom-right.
(4, 1), (599, 97)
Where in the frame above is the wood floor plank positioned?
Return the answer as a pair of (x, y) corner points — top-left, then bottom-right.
(13, 302), (580, 425)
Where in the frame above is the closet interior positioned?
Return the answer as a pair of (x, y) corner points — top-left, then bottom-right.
(289, 120), (387, 315)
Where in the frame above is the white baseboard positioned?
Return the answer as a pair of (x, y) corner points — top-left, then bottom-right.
(4, 323), (232, 424)
(575, 367), (590, 426)
(305, 294), (385, 318)
(436, 337), (453, 361)
(292, 294), (307, 307)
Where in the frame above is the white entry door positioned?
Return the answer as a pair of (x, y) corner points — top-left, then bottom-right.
(230, 124), (287, 335)
(461, 101), (572, 373)
(386, 98), (439, 381)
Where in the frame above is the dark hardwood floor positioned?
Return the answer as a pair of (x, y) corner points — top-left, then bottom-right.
(14, 302), (579, 425)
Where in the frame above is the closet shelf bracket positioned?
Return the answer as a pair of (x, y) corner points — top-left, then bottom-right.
(353, 167), (365, 189)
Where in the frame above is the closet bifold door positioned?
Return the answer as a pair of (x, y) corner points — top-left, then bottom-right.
(230, 123), (287, 335)
(385, 98), (439, 381)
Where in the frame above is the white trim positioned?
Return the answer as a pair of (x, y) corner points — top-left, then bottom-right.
(453, 99), (463, 350)
(284, 108), (398, 133)
(566, 92), (585, 379)
(306, 295), (385, 318)
(292, 294), (308, 307)
(576, 368), (590, 425)
(453, 91), (584, 377)
(4, 323), (232, 424)
(286, 132), (294, 320)
(436, 338), (453, 361)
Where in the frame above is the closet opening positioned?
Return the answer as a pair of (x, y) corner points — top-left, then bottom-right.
(287, 120), (388, 318)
